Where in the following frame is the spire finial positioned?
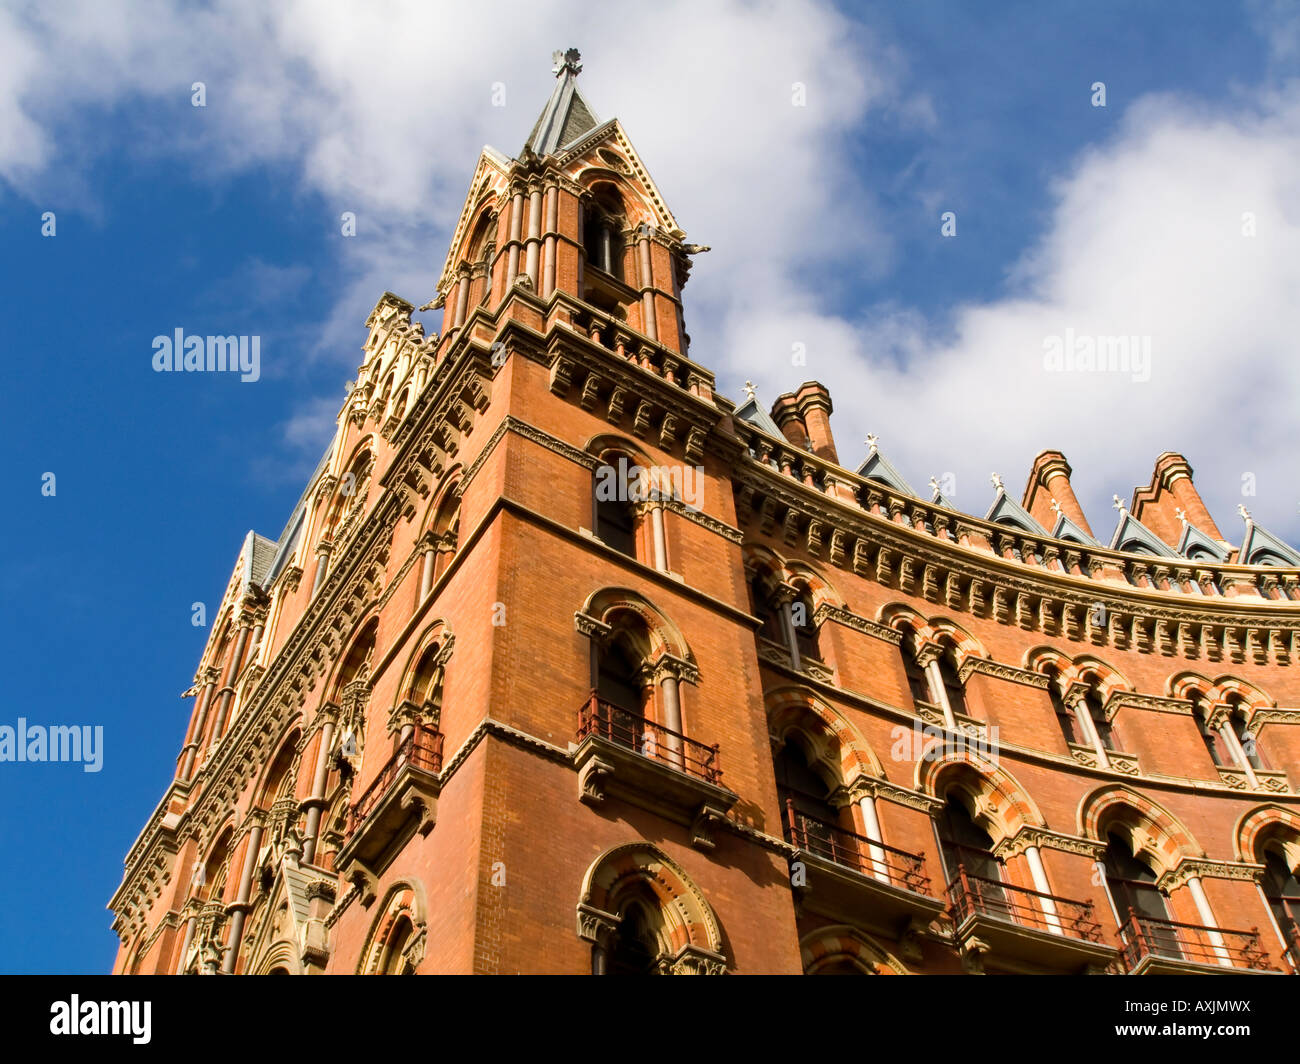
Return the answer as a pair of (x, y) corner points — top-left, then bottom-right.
(1112, 494), (1126, 515)
(1175, 506), (1187, 524)
(1238, 503), (1252, 523)
(1050, 496), (1062, 517)
(990, 472), (1004, 493)
(743, 380), (756, 401)
(929, 476), (941, 494)
(552, 48), (582, 78)
(865, 433), (879, 453)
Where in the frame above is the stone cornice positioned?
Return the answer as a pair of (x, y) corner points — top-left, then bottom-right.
(814, 603), (903, 645)
(1158, 857), (1265, 893)
(1104, 691), (1195, 719)
(957, 657), (1050, 689)
(993, 825), (1106, 862)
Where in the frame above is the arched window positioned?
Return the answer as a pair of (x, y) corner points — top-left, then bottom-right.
(594, 637), (648, 754)
(749, 572), (785, 645)
(937, 794), (1003, 887)
(1103, 833), (1179, 958)
(378, 916), (416, 975)
(901, 637), (931, 705)
(1044, 667), (1078, 745)
(584, 186), (625, 280)
(936, 643), (968, 717)
(428, 489), (461, 582)
(790, 586), (821, 663)
(1227, 696), (1268, 770)
(1261, 847), (1300, 952)
(1084, 686), (1118, 751)
(606, 902), (660, 976)
(408, 644), (443, 708)
(1190, 694), (1231, 768)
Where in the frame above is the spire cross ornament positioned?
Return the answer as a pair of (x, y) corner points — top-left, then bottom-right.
(552, 48), (582, 78)
(865, 433), (879, 453)
(743, 380), (756, 401)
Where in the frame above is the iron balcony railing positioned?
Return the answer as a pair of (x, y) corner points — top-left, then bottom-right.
(577, 693), (722, 786)
(1117, 910), (1275, 971)
(946, 863), (1103, 942)
(782, 800), (930, 894)
(1277, 916), (1300, 971)
(346, 725), (444, 837)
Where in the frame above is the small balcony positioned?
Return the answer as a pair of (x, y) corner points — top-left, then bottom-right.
(1117, 912), (1282, 974)
(946, 865), (1117, 973)
(335, 725), (444, 882)
(574, 693), (737, 849)
(782, 802), (945, 942)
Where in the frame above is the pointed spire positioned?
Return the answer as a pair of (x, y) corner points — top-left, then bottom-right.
(523, 48), (601, 157)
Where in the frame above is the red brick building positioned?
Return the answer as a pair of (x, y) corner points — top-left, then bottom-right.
(111, 51), (1300, 975)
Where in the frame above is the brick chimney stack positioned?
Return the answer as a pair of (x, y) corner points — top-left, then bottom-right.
(1131, 452), (1224, 547)
(769, 392), (808, 449)
(1023, 450), (1094, 537)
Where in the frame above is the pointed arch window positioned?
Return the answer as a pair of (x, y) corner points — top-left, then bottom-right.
(789, 585), (821, 663)
(936, 793), (1009, 917)
(1192, 695), (1232, 767)
(749, 572), (786, 645)
(1103, 833), (1180, 958)
(936, 643), (968, 717)
(1262, 847), (1300, 960)
(1227, 696), (1268, 770)
(1044, 667), (1079, 745)
(584, 186), (625, 280)
(593, 457), (639, 560)
(901, 637), (931, 705)
(1084, 687), (1118, 751)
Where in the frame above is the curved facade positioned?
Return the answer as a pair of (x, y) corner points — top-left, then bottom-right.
(110, 53), (1300, 976)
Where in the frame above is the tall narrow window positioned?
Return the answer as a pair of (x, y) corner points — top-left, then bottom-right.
(1262, 848), (1300, 948)
(1229, 698), (1268, 770)
(1191, 695), (1231, 767)
(1045, 668), (1078, 745)
(937, 794), (1008, 917)
(937, 645), (968, 717)
(902, 641), (931, 704)
(594, 462), (637, 559)
(606, 903), (659, 975)
(775, 739), (841, 864)
(1085, 689), (1118, 751)
(790, 587), (820, 663)
(1104, 833), (1180, 958)
(584, 187), (625, 280)
(749, 574), (785, 645)
(595, 640), (646, 753)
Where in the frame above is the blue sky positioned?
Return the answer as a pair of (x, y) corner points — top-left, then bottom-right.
(1, 0), (1297, 973)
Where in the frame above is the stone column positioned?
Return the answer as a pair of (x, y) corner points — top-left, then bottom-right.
(179, 667), (219, 780)
(1186, 875), (1232, 967)
(1066, 689), (1109, 770)
(506, 187), (524, 286)
(301, 705), (339, 866)
(1218, 715), (1259, 788)
(524, 185), (543, 286)
(454, 267), (471, 328)
(921, 650), (956, 730)
(210, 622), (251, 742)
(1024, 845), (1062, 933)
(221, 818), (265, 974)
(542, 184), (559, 297)
(175, 913), (197, 974)
(650, 505), (668, 571)
(637, 228), (657, 342)
(856, 792), (890, 884)
(658, 671), (685, 770)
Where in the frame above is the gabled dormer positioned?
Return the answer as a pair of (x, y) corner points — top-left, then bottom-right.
(1051, 511), (1099, 547)
(857, 437), (916, 497)
(985, 478), (1047, 535)
(1109, 507), (1179, 558)
(1238, 510), (1300, 567)
(1176, 520), (1230, 563)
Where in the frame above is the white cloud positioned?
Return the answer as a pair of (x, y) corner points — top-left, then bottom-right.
(4, 1), (1297, 546)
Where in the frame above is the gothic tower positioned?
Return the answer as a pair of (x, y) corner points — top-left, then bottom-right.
(111, 51), (1300, 977)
